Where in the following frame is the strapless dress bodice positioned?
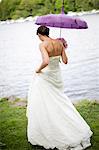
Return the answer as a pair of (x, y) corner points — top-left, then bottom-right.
(43, 55), (61, 71)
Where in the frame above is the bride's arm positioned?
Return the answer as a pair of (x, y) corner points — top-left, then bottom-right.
(35, 43), (49, 73)
(61, 46), (68, 64)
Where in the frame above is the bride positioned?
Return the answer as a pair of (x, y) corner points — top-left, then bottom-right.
(26, 26), (93, 150)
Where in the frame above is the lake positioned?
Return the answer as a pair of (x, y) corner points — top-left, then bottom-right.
(0, 14), (99, 102)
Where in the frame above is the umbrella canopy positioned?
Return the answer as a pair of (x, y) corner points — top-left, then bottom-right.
(35, 0), (88, 37)
(35, 13), (88, 29)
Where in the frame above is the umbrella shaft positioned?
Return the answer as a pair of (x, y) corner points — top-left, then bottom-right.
(60, 28), (61, 38)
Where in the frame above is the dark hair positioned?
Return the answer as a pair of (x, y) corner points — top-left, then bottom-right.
(37, 26), (49, 36)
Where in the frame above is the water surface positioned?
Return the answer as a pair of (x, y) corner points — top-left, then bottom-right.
(0, 14), (99, 102)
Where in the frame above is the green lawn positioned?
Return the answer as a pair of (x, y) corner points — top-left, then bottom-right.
(0, 98), (99, 150)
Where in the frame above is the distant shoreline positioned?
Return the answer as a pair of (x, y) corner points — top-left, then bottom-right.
(0, 9), (99, 25)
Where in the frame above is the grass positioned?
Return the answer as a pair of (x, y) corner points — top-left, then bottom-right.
(0, 98), (99, 150)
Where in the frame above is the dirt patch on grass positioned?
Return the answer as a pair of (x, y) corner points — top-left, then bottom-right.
(11, 101), (27, 107)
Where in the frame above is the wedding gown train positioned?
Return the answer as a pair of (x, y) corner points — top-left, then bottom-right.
(26, 55), (93, 150)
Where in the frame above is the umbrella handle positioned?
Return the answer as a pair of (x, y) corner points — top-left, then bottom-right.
(60, 28), (61, 38)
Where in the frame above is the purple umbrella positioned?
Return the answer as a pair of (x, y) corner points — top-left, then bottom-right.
(35, 14), (88, 29)
(35, 0), (88, 37)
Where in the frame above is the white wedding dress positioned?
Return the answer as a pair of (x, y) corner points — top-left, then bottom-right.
(26, 55), (93, 150)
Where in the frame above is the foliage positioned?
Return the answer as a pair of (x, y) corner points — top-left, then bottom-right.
(0, 0), (99, 20)
(0, 98), (99, 150)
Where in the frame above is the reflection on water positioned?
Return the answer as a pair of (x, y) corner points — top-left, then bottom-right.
(0, 14), (99, 102)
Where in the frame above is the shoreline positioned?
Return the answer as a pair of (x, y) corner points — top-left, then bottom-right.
(0, 9), (99, 25)
(0, 96), (99, 105)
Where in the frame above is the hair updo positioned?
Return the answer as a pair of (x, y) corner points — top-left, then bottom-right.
(37, 26), (49, 37)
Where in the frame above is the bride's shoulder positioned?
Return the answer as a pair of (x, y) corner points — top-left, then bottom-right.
(39, 41), (47, 48)
(39, 42), (48, 51)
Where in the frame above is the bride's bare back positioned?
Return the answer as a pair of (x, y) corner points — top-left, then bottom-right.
(40, 38), (68, 64)
(43, 39), (63, 57)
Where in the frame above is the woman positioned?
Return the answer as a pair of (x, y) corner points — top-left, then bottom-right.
(26, 26), (93, 150)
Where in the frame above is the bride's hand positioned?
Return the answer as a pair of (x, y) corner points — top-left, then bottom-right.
(35, 69), (42, 73)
